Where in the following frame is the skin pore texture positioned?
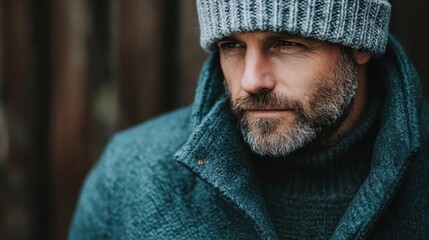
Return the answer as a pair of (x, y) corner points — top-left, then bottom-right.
(218, 31), (371, 157)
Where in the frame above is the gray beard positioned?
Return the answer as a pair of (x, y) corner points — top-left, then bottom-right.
(240, 117), (317, 156)
(230, 49), (359, 157)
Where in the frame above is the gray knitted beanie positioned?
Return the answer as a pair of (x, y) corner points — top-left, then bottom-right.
(197, 0), (391, 54)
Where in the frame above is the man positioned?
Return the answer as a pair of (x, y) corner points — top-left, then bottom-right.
(69, 0), (429, 239)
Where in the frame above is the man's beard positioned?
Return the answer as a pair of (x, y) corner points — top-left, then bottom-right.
(228, 49), (359, 157)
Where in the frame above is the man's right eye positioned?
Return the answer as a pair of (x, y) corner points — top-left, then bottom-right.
(218, 41), (242, 49)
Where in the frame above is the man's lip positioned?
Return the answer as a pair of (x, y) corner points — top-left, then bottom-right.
(245, 109), (294, 116)
(246, 108), (294, 111)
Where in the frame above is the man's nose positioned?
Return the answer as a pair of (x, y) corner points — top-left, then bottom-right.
(241, 48), (275, 94)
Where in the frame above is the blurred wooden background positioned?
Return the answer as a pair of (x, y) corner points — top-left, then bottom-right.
(0, 0), (427, 239)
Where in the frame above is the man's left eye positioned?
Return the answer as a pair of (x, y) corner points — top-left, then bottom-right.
(279, 40), (297, 47)
(274, 40), (306, 53)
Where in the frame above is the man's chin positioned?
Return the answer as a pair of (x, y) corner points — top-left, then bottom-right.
(245, 109), (296, 119)
(241, 122), (317, 157)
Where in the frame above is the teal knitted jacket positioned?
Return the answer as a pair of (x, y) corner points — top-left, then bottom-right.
(69, 36), (429, 239)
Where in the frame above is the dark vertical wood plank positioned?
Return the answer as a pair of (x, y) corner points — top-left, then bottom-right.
(0, 0), (34, 239)
(159, 0), (180, 111)
(178, 1), (207, 106)
(30, 0), (52, 239)
(1, 0), (32, 170)
(50, 1), (93, 239)
(116, 0), (163, 128)
(89, 0), (117, 165)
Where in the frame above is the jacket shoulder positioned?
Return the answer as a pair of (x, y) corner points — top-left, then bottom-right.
(112, 105), (192, 156)
(103, 105), (193, 186)
(102, 105), (194, 193)
(69, 106), (198, 239)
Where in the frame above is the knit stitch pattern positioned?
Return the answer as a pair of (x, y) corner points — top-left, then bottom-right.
(258, 95), (381, 239)
(197, 0), (391, 54)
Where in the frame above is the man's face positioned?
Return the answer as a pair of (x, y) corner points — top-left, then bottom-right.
(217, 31), (359, 157)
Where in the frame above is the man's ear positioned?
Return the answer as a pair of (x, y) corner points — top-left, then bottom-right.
(353, 49), (372, 65)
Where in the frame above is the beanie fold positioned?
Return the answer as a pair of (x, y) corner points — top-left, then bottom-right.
(197, 0), (391, 54)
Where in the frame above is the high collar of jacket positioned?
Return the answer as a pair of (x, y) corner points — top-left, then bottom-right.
(175, 35), (423, 240)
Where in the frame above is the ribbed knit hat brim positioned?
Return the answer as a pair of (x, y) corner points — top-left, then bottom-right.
(197, 0), (391, 54)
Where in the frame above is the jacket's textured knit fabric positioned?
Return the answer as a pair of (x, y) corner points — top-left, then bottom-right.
(197, 0), (391, 54)
(69, 36), (429, 239)
(257, 91), (381, 239)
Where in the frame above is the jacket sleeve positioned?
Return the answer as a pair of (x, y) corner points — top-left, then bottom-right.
(68, 143), (115, 240)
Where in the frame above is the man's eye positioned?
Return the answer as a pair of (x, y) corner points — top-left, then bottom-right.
(219, 41), (242, 49)
(218, 41), (245, 56)
(274, 40), (305, 53)
(279, 40), (297, 47)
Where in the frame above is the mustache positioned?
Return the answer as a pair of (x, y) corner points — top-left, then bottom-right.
(230, 91), (304, 115)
